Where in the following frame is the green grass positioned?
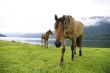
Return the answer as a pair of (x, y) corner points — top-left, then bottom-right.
(0, 40), (110, 73)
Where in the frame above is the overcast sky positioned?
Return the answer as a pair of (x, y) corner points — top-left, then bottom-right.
(0, 0), (110, 33)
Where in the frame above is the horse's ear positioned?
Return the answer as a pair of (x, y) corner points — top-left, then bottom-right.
(55, 14), (58, 21)
(62, 15), (65, 21)
(49, 29), (51, 31)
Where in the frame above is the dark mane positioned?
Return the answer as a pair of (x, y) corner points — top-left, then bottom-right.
(46, 30), (50, 34)
(55, 15), (72, 31)
(62, 15), (71, 31)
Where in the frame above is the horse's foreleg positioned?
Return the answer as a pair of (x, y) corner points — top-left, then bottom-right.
(59, 47), (65, 65)
(45, 40), (48, 48)
(44, 40), (46, 48)
(71, 40), (76, 61)
(59, 40), (65, 65)
(47, 40), (48, 48)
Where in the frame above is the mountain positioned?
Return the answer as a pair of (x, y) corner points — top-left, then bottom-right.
(81, 16), (110, 26)
(4, 32), (54, 38)
(21, 33), (41, 38)
(83, 16), (110, 40)
(3, 16), (110, 40)
(0, 34), (6, 37)
(21, 33), (55, 38)
(4, 33), (24, 37)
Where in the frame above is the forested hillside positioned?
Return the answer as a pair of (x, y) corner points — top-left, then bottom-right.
(84, 19), (110, 40)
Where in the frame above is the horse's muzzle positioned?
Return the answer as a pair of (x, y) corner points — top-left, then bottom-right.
(55, 41), (61, 48)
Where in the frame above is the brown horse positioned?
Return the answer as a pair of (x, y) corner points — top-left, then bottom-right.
(54, 14), (83, 65)
(41, 30), (53, 48)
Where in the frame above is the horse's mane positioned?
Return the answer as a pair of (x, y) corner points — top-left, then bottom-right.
(64, 15), (75, 25)
(54, 15), (76, 32)
(46, 31), (49, 34)
(62, 15), (75, 31)
(46, 30), (50, 34)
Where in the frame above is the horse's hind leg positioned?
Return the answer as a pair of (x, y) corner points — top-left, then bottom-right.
(74, 45), (76, 55)
(79, 42), (82, 56)
(78, 36), (82, 56)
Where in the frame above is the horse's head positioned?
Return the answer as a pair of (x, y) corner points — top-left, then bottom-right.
(48, 30), (53, 35)
(54, 14), (66, 47)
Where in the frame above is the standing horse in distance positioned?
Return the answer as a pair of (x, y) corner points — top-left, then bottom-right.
(41, 30), (53, 48)
(54, 14), (83, 65)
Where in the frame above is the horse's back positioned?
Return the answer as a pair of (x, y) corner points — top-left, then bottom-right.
(41, 34), (46, 39)
(75, 21), (83, 38)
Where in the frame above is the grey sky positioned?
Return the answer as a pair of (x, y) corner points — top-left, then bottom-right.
(0, 0), (110, 33)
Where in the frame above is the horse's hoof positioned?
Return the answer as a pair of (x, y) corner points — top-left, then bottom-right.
(72, 58), (74, 61)
(71, 54), (74, 61)
(79, 52), (82, 56)
(59, 61), (63, 66)
(71, 57), (74, 61)
(79, 54), (82, 56)
(59, 62), (63, 66)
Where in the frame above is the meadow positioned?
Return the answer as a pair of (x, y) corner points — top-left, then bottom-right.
(0, 40), (110, 73)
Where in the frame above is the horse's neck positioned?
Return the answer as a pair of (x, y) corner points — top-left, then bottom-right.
(46, 32), (50, 37)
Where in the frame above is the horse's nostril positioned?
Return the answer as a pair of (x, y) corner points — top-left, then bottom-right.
(55, 42), (61, 48)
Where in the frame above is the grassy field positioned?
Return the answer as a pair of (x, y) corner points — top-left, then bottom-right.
(0, 40), (110, 73)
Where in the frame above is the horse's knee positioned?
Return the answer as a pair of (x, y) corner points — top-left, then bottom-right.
(62, 48), (65, 53)
(74, 51), (76, 55)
